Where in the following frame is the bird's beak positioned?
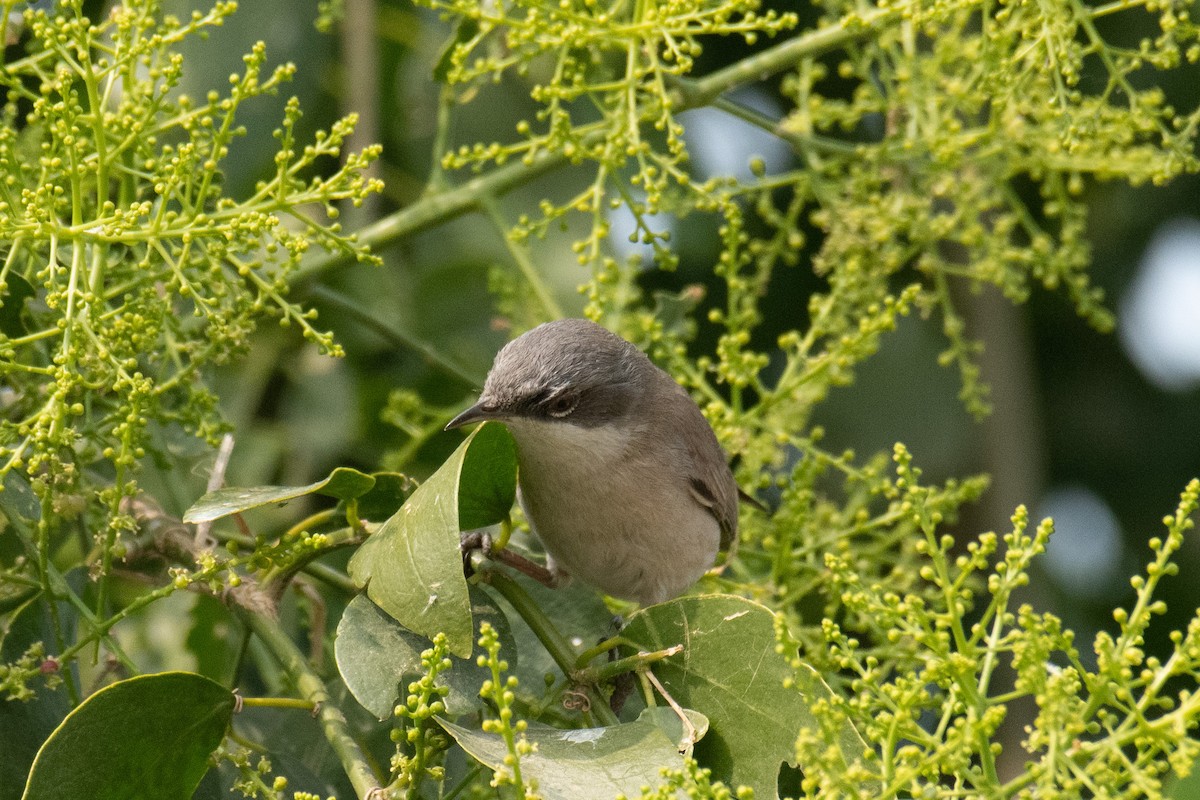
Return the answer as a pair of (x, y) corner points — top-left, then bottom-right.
(445, 401), (499, 431)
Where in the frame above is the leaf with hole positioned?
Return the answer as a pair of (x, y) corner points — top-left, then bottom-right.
(622, 594), (868, 799)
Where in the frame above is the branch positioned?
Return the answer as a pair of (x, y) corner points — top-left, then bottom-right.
(291, 9), (899, 286)
(674, 7), (896, 108)
(291, 151), (568, 286)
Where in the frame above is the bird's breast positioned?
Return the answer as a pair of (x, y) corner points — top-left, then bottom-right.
(502, 419), (720, 605)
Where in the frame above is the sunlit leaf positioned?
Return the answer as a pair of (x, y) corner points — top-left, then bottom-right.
(347, 422), (517, 657)
(438, 706), (708, 800)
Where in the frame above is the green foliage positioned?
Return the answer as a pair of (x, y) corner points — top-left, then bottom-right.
(2, 0), (1200, 798)
(0, 0), (381, 633)
(795, 471), (1200, 797)
(430, 0), (1199, 423)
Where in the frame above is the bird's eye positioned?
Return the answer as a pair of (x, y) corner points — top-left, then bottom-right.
(544, 392), (578, 418)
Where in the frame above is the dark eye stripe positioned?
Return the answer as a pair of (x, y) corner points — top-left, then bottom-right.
(545, 393), (578, 417)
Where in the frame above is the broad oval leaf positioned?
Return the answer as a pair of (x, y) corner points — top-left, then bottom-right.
(622, 594), (868, 800)
(438, 706), (708, 800)
(22, 672), (234, 800)
(335, 589), (515, 719)
(347, 422), (517, 657)
(182, 467), (376, 524)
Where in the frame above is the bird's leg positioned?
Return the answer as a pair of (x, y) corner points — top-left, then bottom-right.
(609, 666), (636, 714)
(459, 529), (492, 555)
(459, 527), (562, 589)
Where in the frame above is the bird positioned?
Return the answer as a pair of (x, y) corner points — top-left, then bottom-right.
(445, 318), (739, 606)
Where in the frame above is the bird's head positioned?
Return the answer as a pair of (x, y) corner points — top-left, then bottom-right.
(445, 319), (648, 432)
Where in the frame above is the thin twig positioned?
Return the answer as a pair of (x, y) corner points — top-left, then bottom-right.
(643, 667), (697, 754)
(479, 193), (564, 320)
(308, 284), (481, 385)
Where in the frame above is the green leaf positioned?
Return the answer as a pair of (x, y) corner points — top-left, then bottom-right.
(317, 467), (378, 500)
(347, 422), (517, 657)
(456, 422), (518, 530)
(21, 672), (234, 800)
(335, 589), (515, 719)
(622, 595), (865, 800)
(438, 706), (708, 800)
(182, 466), (376, 523)
(352, 472), (416, 523)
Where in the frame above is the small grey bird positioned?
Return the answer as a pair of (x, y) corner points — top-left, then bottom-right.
(445, 318), (739, 606)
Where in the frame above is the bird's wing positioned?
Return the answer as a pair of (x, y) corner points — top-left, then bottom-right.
(689, 475), (738, 553)
(658, 377), (741, 552)
(683, 430), (740, 552)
